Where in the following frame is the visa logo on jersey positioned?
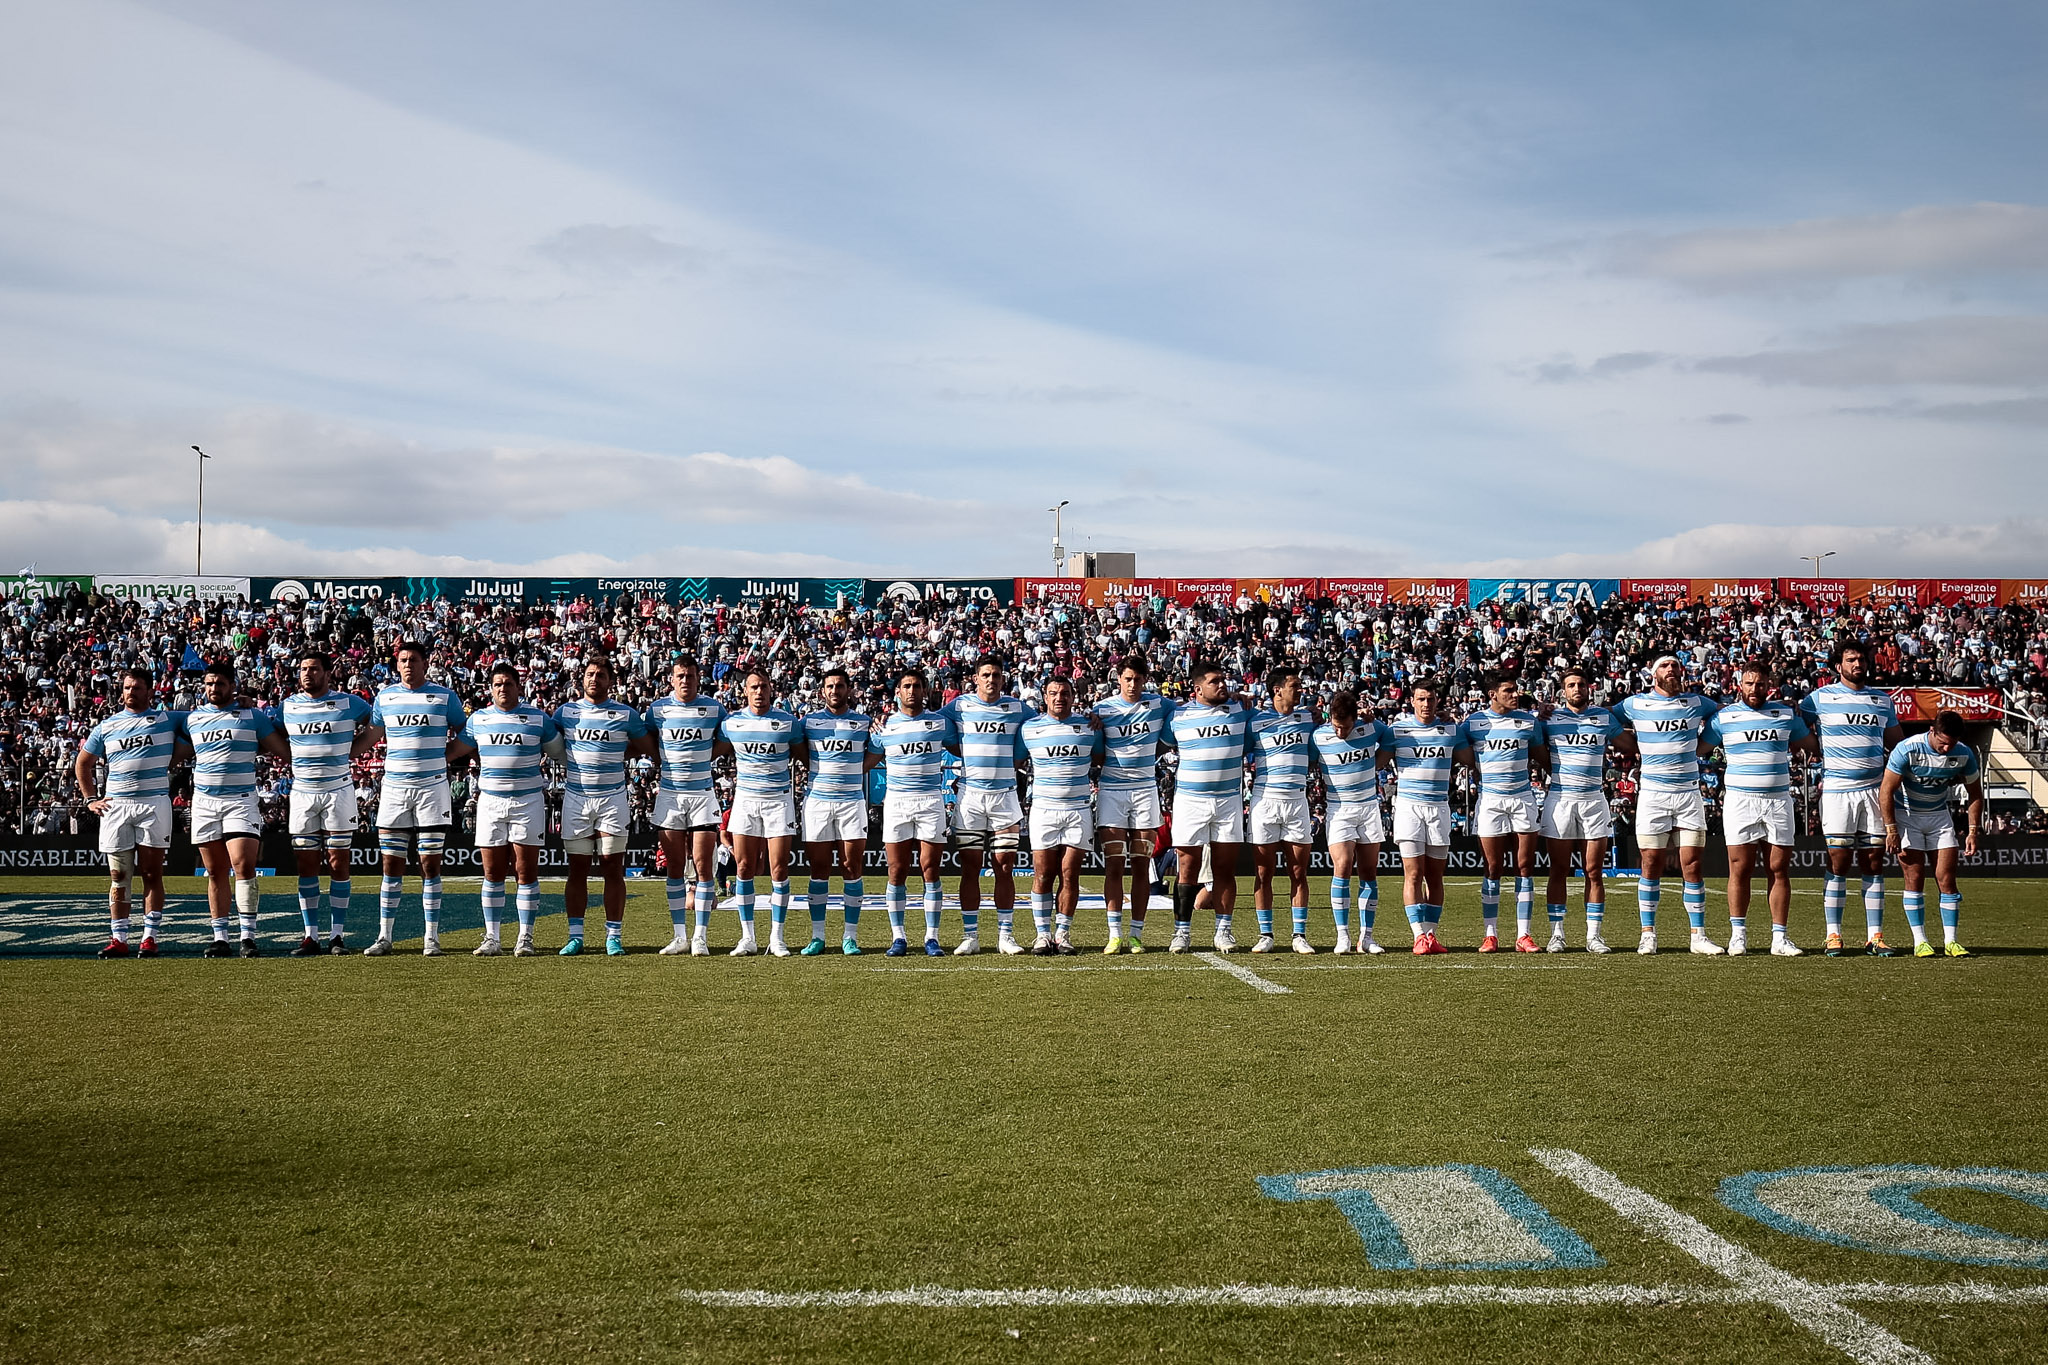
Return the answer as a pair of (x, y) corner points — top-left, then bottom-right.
(391, 713), (436, 728)
(115, 734), (157, 753)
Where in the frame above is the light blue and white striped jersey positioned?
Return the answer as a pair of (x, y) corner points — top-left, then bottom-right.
(1313, 720), (1394, 807)
(371, 683), (466, 790)
(1166, 700), (1252, 801)
(1386, 714), (1468, 806)
(82, 708), (181, 799)
(1542, 704), (1623, 797)
(941, 694), (1033, 793)
(1887, 734), (1981, 814)
(722, 707), (801, 798)
(1248, 708), (1316, 798)
(870, 709), (956, 797)
(1462, 708), (1543, 797)
(554, 697), (647, 797)
(1617, 690), (1719, 792)
(462, 704), (556, 798)
(1799, 683), (1899, 794)
(646, 695), (727, 794)
(802, 709), (873, 803)
(1093, 692), (1171, 791)
(1705, 701), (1809, 798)
(1022, 713), (1102, 810)
(274, 691), (373, 793)
(180, 703), (276, 798)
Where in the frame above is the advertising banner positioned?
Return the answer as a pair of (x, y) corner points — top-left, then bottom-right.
(1016, 577), (1087, 604)
(1779, 578), (1850, 608)
(1167, 578), (1240, 605)
(252, 576), (405, 605)
(1079, 578), (1174, 607)
(1843, 579), (1932, 609)
(1235, 577), (1318, 604)
(2000, 580), (2048, 606)
(1318, 577), (1389, 604)
(1384, 577), (1469, 607)
(1618, 578), (1691, 602)
(1468, 579), (1620, 608)
(93, 575), (251, 602)
(1931, 580), (2001, 608)
(1689, 578), (1774, 605)
(0, 573), (90, 601)
(869, 578), (1007, 608)
(1886, 687), (2005, 724)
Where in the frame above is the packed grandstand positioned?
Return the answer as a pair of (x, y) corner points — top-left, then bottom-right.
(6, 572), (2048, 842)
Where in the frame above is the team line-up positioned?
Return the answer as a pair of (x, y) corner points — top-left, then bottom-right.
(75, 638), (1985, 962)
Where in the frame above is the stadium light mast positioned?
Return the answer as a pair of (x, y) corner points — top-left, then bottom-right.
(1050, 501), (1069, 576)
(1801, 550), (1835, 578)
(191, 445), (211, 574)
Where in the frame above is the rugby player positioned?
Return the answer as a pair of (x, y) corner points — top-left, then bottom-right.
(798, 668), (872, 955)
(1020, 676), (1103, 955)
(1385, 678), (1469, 954)
(275, 651), (373, 954)
(359, 641), (467, 957)
(1166, 662), (1252, 954)
(718, 666), (807, 957)
(645, 658), (726, 955)
(1801, 640), (1906, 957)
(553, 656), (650, 956)
(77, 667), (186, 957)
(181, 662), (290, 956)
(942, 660), (1033, 956)
(1092, 655), (1170, 954)
(866, 669), (957, 956)
(1540, 665), (1624, 953)
(1880, 712), (1984, 957)
(1616, 656), (1720, 955)
(453, 662), (558, 956)
(1247, 665), (1317, 954)
(1311, 690), (1392, 954)
(1705, 661), (1817, 957)
(1462, 672), (1545, 952)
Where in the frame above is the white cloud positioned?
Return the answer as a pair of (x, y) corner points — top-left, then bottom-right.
(1694, 315), (2048, 388)
(1607, 202), (2048, 290)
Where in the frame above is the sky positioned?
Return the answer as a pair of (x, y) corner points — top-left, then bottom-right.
(3, 0), (2046, 579)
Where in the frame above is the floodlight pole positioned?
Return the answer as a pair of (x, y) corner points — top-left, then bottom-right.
(1050, 500), (1069, 576)
(1801, 550), (1836, 579)
(191, 445), (211, 574)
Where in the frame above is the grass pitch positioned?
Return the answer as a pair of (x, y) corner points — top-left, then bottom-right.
(2, 873), (2044, 1363)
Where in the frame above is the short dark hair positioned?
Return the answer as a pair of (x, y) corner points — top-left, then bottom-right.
(1192, 661), (1226, 682)
(582, 654), (615, 677)
(1267, 664), (1301, 689)
(1482, 670), (1516, 695)
(120, 666), (154, 687)
(1044, 674), (1074, 695)
(488, 661), (521, 683)
(1933, 710), (1968, 738)
(298, 650), (332, 671)
(1830, 636), (1867, 667)
(896, 668), (928, 691)
(1328, 689), (1358, 725)
(975, 657), (1007, 675)
(822, 667), (852, 687)
(1560, 663), (1592, 686)
(1409, 677), (1442, 699)
(394, 639), (431, 660)
(671, 656), (701, 673)
(1117, 654), (1151, 678)
(1739, 658), (1773, 680)
(202, 660), (234, 683)
(742, 664), (772, 685)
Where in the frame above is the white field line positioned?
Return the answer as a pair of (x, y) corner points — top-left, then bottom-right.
(676, 1281), (2048, 1310)
(1530, 1148), (1931, 1365)
(1194, 952), (1292, 994)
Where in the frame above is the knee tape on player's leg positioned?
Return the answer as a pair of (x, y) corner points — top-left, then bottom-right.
(989, 827), (1021, 853)
(326, 831), (354, 851)
(108, 849), (134, 879)
(1128, 829), (1154, 856)
(291, 833), (322, 851)
(416, 830), (446, 856)
(593, 832), (628, 856)
(1100, 837), (1128, 859)
(948, 827), (990, 853)
(563, 836), (595, 856)
(378, 832), (411, 858)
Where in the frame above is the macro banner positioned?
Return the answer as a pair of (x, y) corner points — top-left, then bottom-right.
(93, 575), (251, 602)
(1886, 687), (2005, 723)
(1384, 578), (1469, 607)
(252, 576), (408, 605)
(0, 574), (90, 601)
(1468, 579), (1621, 608)
(869, 578), (1009, 608)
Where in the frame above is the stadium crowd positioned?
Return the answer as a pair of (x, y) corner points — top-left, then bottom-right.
(7, 579), (2047, 839)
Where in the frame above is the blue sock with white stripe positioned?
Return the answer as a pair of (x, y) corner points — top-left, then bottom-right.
(328, 878), (349, 936)
(1515, 876), (1534, 938)
(887, 882), (907, 938)
(808, 879), (829, 938)
(736, 879), (756, 929)
(1330, 877), (1351, 931)
(1360, 879), (1378, 932)
(421, 876), (442, 933)
(1480, 877), (1500, 938)
(380, 874), (402, 938)
(665, 878), (690, 934)
(297, 877), (321, 936)
(842, 878), (863, 932)
(694, 880), (714, 931)
(1291, 900), (1308, 938)
(1904, 889), (1927, 944)
(1683, 880), (1705, 932)
(770, 880), (790, 927)
(1823, 874), (1846, 935)
(1404, 904), (1424, 939)
(1637, 878), (1660, 930)
(923, 883), (943, 940)
(516, 881), (538, 932)
(1862, 876), (1885, 935)
(480, 879), (505, 940)
(1939, 892), (1961, 941)
(1257, 902), (1274, 937)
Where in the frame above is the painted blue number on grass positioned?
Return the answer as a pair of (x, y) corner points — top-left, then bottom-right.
(1720, 1165), (2048, 1268)
(1258, 1165), (1603, 1271)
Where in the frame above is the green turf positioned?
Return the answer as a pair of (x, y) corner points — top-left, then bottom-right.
(2, 873), (2043, 1362)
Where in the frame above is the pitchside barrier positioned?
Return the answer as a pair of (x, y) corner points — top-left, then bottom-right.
(7, 830), (2047, 879)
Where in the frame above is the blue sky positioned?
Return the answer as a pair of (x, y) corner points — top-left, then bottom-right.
(3, 0), (2046, 577)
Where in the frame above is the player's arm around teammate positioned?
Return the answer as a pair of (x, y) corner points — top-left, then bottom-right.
(554, 656), (647, 956)
(456, 662), (555, 956)
(1092, 655), (1167, 955)
(1165, 662), (1252, 954)
(1709, 660), (1818, 957)
(1247, 666), (1317, 954)
(1388, 678), (1468, 954)
(76, 666), (183, 957)
(719, 666), (805, 956)
(1022, 676), (1103, 955)
(1465, 672), (1545, 953)
(944, 660), (1031, 955)
(276, 650), (374, 954)
(1538, 666), (1623, 954)
(869, 669), (954, 956)
(798, 667), (872, 956)
(1880, 712), (1984, 957)
(183, 661), (290, 956)
(357, 640), (467, 956)
(1615, 656), (1719, 956)
(649, 658), (726, 956)
(1801, 640), (1908, 957)
(1312, 690), (1390, 955)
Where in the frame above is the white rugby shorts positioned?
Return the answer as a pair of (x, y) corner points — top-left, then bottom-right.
(1030, 803), (1094, 851)
(729, 793), (798, 839)
(1474, 791), (1540, 838)
(653, 788), (720, 831)
(1249, 792), (1313, 845)
(288, 785), (358, 837)
(1821, 788), (1886, 847)
(98, 795), (171, 853)
(1724, 792), (1795, 847)
(561, 788), (631, 841)
(190, 792), (262, 845)
(1171, 793), (1244, 848)
(952, 787), (1024, 832)
(1325, 800), (1385, 847)
(1540, 791), (1613, 842)
(1392, 797), (1450, 859)
(802, 796), (868, 843)
(1634, 785), (1707, 848)
(1897, 805), (1960, 852)
(1095, 784), (1161, 832)
(475, 791), (546, 847)
(882, 793), (948, 845)
(377, 782), (452, 830)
